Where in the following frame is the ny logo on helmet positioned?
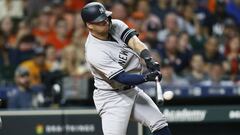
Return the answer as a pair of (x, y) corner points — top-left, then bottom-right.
(99, 7), (104, 14)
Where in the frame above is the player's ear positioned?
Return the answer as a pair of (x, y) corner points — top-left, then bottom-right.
(86, 23), (94, 30)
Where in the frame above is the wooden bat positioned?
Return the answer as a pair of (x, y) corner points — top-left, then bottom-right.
(0, 116), (2, 129)
(155, 76), (164, 105)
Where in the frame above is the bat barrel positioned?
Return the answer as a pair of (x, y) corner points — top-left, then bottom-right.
(155, 76), (164, 105)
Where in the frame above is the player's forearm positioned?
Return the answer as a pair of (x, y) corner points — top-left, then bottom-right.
(127, 36), (153, 63)
(128, 36), (160, 71)
(128, 36), (148, 54)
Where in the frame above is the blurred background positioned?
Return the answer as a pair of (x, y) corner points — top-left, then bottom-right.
(0, 0), (240, 135)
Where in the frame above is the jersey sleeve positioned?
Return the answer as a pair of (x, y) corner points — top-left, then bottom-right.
(111, 19), (138, 45)
(87, 51), (124, 80)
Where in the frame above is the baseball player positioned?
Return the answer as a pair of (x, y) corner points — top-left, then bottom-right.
(81, 2), (172, 135)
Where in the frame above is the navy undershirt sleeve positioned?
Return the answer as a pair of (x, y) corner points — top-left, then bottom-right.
(112, 71), (146, 85)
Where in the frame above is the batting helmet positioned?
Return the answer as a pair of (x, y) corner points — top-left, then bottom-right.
(81, 2), (112, 23)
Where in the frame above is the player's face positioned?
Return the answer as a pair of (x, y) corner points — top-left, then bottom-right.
(88, 18), (110, 34)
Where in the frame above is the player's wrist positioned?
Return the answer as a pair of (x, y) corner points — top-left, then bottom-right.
(140, 49), (160, 71)
(140, 49), (151, 60)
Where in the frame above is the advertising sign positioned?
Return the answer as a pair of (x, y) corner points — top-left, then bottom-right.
(0, 109), (143, 135)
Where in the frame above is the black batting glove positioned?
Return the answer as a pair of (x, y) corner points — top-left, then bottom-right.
(144, 71), (162, 82)
(140, 49), (160, 71)
(145, 58), (160, 71)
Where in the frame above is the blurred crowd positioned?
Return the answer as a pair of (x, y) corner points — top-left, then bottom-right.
(0, 0), (240, 109)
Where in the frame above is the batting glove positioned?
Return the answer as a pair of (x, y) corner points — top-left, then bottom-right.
(145, 58), (161, 71)
(144, 71), (162, 82)
(140, 49), (160, 71)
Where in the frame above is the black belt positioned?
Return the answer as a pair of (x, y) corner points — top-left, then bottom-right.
(115, 85), (135, 91)
(97, 85), (135, 91)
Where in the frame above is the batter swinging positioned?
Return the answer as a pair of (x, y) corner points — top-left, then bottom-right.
(81, 2), (172, 135)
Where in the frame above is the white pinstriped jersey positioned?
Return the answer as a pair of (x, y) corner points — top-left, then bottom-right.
(85, 19), (142, 90)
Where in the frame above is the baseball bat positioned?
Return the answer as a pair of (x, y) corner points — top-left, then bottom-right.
(0, 116), (2, 129)
(155, 76), (164, 105)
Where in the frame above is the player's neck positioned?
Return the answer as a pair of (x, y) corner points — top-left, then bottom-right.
(91, 32), (109, 41)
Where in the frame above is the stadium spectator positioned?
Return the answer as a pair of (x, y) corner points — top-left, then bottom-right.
(96, 0), (113, 9)
(32, 6), (53, 46)
(201, 62), (233, 86)
(211, 1), (229, 37)
(19, 47), (50, 86)
(58, 45), (90, 105)
(186, 53), (208, 85)
(0, 34), (37, 83)
(159, 33), (188, 75)
(157, 12), (180, 42)
(178, 4), (196, 36)
(160, 61), (189, 86)
(0, 16), (15, 48)
(194, 0), (215, 36)
(44, 45), (61, 72)
(49, 0), (74, 33)
(60, 45), (89, 77)
(46, 17), (71, 52)
(150, 0), (175, 21)
(7, 67), (43, 109)
(129, 0), (161, 41)
(201, 36), (225, 71)
(14, 20), (32, 48)
(0, 32), (14, 84)
(189, 20), (207, 53)
(110, 2), (134, 28)
(213, 18), (238, 54)
(178, 32), (192, 52)
(136, 0), (161, 32)
(177, 32), (193, 73)
(14, 34), (36, 65)
(222, 18), (238, 45)
(25, 0), (51, 18)
(130, 11), (145, 40)
(223, 35), (240, 82)
(69, 15), (89, 76)
(113, 0), (133, 14)
(226, 0), (240, 25)
(0, 32), (9, 67)
(214, 1), (229, 21)
(0, 0), (24, 20)
(64, 0), (86, 12)
(145, 20), (161, 50)
(0, 30), (35, 84)
(71, 13), (88, 47)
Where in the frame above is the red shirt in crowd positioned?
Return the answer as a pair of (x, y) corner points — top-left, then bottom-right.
(46, 32), (71, 51)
